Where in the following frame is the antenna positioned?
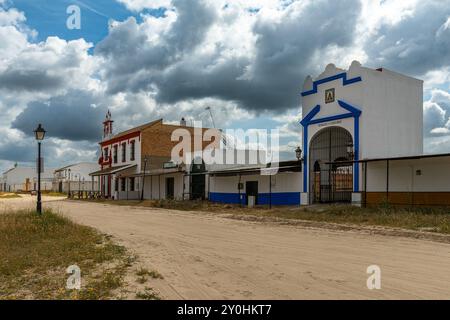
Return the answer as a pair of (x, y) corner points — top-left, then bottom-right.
(205, 106), (216, 128)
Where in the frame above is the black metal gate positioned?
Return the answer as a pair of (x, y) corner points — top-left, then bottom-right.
(309, 127), (353, 204)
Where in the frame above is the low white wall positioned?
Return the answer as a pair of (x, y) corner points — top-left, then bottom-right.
(365, 157), (450, 192)
(210, 172), (302, 194)
(143, 173), (185, 200)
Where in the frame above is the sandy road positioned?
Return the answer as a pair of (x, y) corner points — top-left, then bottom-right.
(3, 196), (450, 299)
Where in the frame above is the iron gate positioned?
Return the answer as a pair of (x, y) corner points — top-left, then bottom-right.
(309, 127), (353, 204)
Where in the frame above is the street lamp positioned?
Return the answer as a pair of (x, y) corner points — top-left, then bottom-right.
(295, 147), (303, 162)
(347, 143), (355, 160)
(34, 124), (46, 214)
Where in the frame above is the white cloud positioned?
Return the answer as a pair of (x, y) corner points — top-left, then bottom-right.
(116, 0), (172, 11)
(1, 0), (450, 167)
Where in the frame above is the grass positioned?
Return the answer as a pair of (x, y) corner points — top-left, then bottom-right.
(41, 192), (67, 197)
(0, 192), (21, 199)
(0, 209), (133, 300)
(79, 198), (450, 235)
(136, 267), (164, 279)
(135, 267), (164, 285)
(136, 287), (161, 300)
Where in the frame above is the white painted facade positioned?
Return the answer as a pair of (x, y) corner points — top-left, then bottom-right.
(365, 157), (450, 193)
(300, 61), (425, 205)
(302, 61), (423, 160)
(1, 166), (54, 192)
(53, 162), (100, 193)
(141, 171), (185, 201)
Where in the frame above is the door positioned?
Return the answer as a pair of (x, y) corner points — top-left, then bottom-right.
(166, 177), (175, 199)
(190, 160), (206, 200)
(59, 181), (63, 193)
(309, 126), (353, 204)
(246, 181), (258, 205)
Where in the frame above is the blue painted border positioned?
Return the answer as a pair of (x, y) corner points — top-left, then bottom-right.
(300, 100), (362, 197)
(210, 192), (301, 206)
(301, 72), (362, 97)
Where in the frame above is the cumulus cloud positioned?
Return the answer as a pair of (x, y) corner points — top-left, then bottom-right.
(363, 0), (450, 76)
(0, 37), (97, 93)
(97, 0), (362, 112)
(423, 89), (450, 137)
(116, 0), (172, 11)
(12, 90), (106, 142)
(2, 0), (450, 170)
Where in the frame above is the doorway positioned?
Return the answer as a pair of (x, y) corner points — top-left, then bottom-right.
(309, 126), (353, 204)
(246, 181), (258, 205)
(166, 177), (175, 199)
(190, 160), (206, 200)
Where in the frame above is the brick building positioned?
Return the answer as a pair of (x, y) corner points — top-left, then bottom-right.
(90, 112), (218, 200)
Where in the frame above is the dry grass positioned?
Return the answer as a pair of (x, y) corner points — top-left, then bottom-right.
(0, 192), (21, 199)
(41, 192), (67, 197)
(0, 209), (133, 300)
(136, 287), (161, 300)
(79, 198), (450, 235)
(136, 267), (164, 280)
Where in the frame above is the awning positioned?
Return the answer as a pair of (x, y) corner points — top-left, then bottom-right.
(89, 164), (137, 176)
(129, 167), (185, 177)
(209, 161), (302, 177)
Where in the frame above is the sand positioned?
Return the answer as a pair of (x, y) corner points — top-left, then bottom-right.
(3, 196), (450, 300)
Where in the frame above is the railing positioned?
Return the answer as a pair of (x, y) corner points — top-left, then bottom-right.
(68, 191), (103, 200)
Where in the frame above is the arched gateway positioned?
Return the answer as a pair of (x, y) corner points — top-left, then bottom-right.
(309, 127), (353, 204)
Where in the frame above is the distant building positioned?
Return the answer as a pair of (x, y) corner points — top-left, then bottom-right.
(1, 166), (54, 192)
(53, 162), (100, 193)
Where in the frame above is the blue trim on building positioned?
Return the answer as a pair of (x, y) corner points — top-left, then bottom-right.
(258, 193), (301, 206)
(301, 72), (362, 97)
(209, 192), (243, 205)
(209, 192), (301, 206)
(300, 99), (362, 196)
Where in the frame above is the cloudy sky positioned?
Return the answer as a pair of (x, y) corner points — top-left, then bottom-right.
(0, 0), (450, 173)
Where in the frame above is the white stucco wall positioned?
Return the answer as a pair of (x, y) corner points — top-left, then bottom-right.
(102, 135), (142, 172)
(210, 172), (302, 194)
(142, 173), (185, 200)
(2, 166), (54, 192)
(365, 157), (450, 192)
(302, 61), (423, 161)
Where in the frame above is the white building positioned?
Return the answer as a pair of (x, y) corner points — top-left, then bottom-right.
(53, 162), (100, 193)
(1, 165), (54, 192)
(299, 61), (450, 207)
(208, 61), (450, 207)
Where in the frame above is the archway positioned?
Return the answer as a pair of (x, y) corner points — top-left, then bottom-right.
(309, 127), (353, 204)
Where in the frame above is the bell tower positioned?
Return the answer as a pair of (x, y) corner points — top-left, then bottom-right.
(103, 110), (114, 140)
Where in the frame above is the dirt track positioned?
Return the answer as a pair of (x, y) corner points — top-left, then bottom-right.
(3, 196), (450, 299)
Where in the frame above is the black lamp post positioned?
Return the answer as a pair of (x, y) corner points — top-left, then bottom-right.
(34, 124), (46, 214)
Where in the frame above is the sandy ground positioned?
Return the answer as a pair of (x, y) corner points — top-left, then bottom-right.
(2, 196), (450, 300)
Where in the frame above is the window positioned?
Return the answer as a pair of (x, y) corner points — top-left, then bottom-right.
(104, 147), (109, 160)
(129, 177), (135, 191)
(122, 142), (126, 162)
(121, 178), (126, 191)
(130, 140), (136, 161)
(113, 145), (118, 164)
